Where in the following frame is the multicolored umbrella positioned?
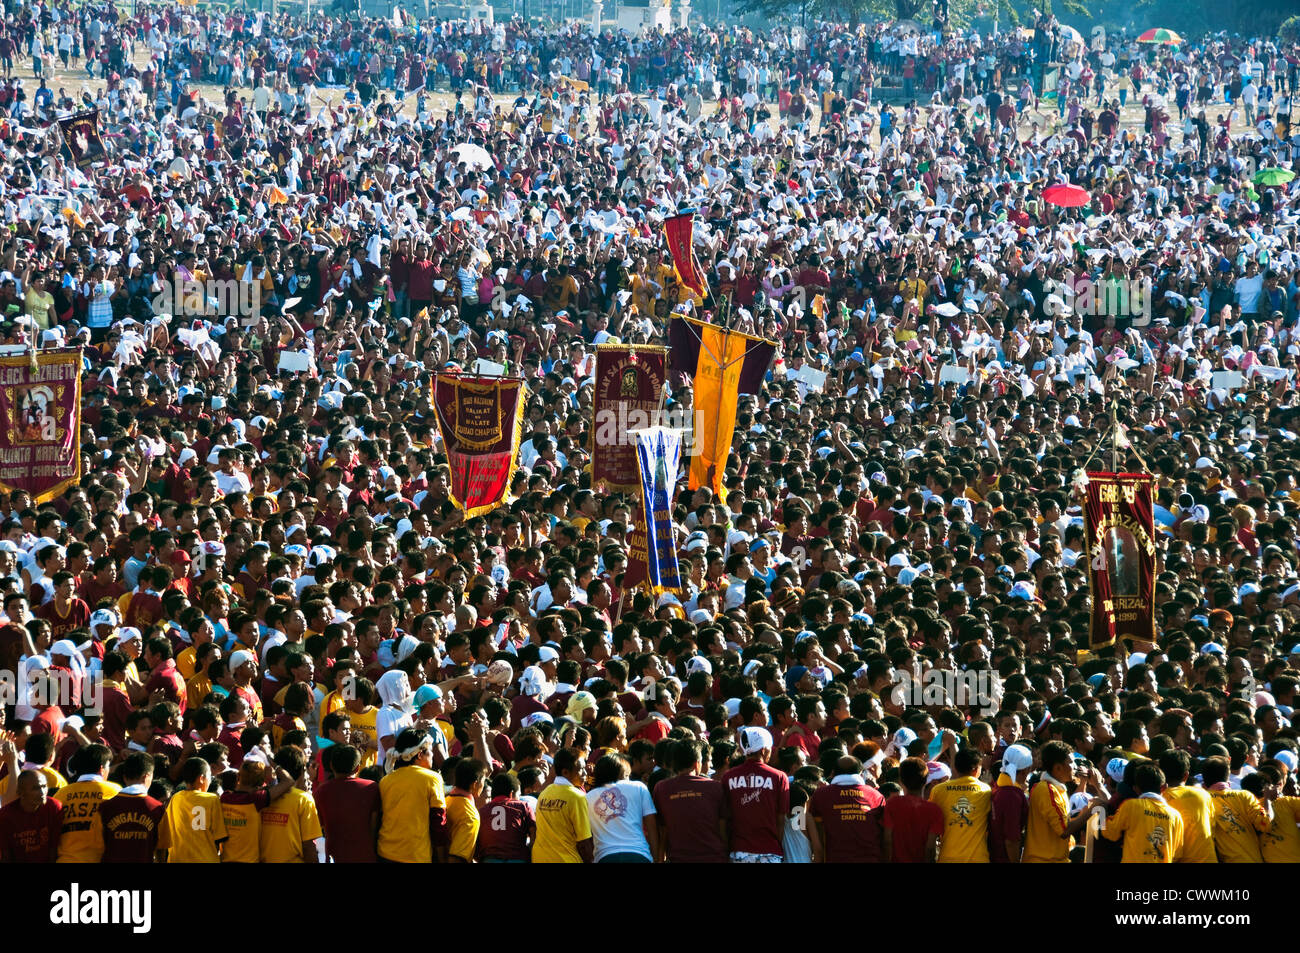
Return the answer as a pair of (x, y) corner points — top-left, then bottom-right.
(1043, 183), (1091, 207)
(1254, 168), (1296, 186)
(1138, 28), (1183, 45)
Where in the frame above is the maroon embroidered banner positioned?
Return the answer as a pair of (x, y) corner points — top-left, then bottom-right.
(0, 348), (82, 503)
(590, 344), (666, 493)
(432, 375), (526, 519)
(1083, 472), (1156, 650)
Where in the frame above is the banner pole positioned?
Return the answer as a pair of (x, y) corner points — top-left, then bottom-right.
(1110, 403), (1119, 472)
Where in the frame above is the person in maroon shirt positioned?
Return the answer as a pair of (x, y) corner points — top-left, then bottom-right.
(100, 652), (135, 751)
(390, 236), (412, 316)
(80, 556), (126, 609)
(989, 744), (1032, 863)
(143, 636), (188, 715)
(123, 567), (166, 631)
(96, 752), (166, 862)
(38, 572), (91, 643)
(0, 769), (63, 862)
(882, 757), (944, 862)
(719, 727), (789, 861)
(476, 773), (536, 862)
(652, 738), (727, 862)
(314, 745), (380, 863)
(809, 755), (886, 862)
(407, 243), (435, 315)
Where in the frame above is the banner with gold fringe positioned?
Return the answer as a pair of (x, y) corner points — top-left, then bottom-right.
(0, 347), (82, 503)
(432, 374), (527, 518)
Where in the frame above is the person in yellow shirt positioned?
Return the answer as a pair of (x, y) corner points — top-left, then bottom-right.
(174, 613), (216, 681)
(928, 748), (992, 863)
(342, 681), (380, 769)
(219, 755), (300, 862)
(159, 757), (228, 862)
(319, 661), (357, 727)
(447, 758), (487, 863)
(1204, 756), (1268, 863)
(1248, 765), (1300, 863)
(377, 728), (449, 863)
(533, 746), (594, 864)
(1102, 762), (1185, 863)
(259, 747), (322, 863)
(1023, 742), (1102, 863)
(1159, 750), (1217, 863)
(54, 744), (120, 863)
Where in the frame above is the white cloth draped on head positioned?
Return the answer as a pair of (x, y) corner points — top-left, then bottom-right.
(376, 669), (414, 714)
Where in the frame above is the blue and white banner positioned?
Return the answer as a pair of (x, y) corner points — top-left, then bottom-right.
(632, 426), (682, 592)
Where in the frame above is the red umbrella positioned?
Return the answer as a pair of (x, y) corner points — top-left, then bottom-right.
(1043, 183), (1091, 207)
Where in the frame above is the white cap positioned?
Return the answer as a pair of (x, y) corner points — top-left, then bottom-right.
(739, 726), (774, 756)
(686, 655), (713, 675)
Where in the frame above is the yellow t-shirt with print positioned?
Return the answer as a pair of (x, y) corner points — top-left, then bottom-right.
(1022, 777), (1070, 863)
(259, 787), (323, 863)
(1210, 788), (1267, 863)
(447, 792), (481, 862)
(1260, 796), (1300, 863)
(345, 706), (379, 768)
(532, 778), (592, 863)
(1163, 785), (1216, 863)
(929, 774), (992, 863)
(55, 778), (120, 863)
(1103, 794), (1184, 863)
(220, 794), (263, 863)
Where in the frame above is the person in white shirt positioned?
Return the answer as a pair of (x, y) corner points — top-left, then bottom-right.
(585, 753), (657, 863)
(214, 448), (252, 495)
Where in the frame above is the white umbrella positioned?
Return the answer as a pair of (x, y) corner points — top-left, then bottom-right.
(451, 142), (493, 171)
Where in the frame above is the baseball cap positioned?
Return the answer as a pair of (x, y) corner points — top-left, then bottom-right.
(412, 684), (443, 710)
(686, 655), (713, 675)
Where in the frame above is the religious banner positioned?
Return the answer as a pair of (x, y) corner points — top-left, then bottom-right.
(663, 212), (707, 300)
(59, 110), (107, 168)
(632, 426), (682, 593)
(1083, 472), (1157, 650)
(590, 344), (667, 493)
(0, 348), (82, 503)
(624, 521), (649, 591)
(432, 374), (527, 518)
(668, 316), (776, 500)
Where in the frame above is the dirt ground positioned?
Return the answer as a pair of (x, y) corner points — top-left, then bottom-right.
(31, 39), (1168, 142)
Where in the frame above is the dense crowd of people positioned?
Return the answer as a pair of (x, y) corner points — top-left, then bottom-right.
(1, 0), (1300, 863)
